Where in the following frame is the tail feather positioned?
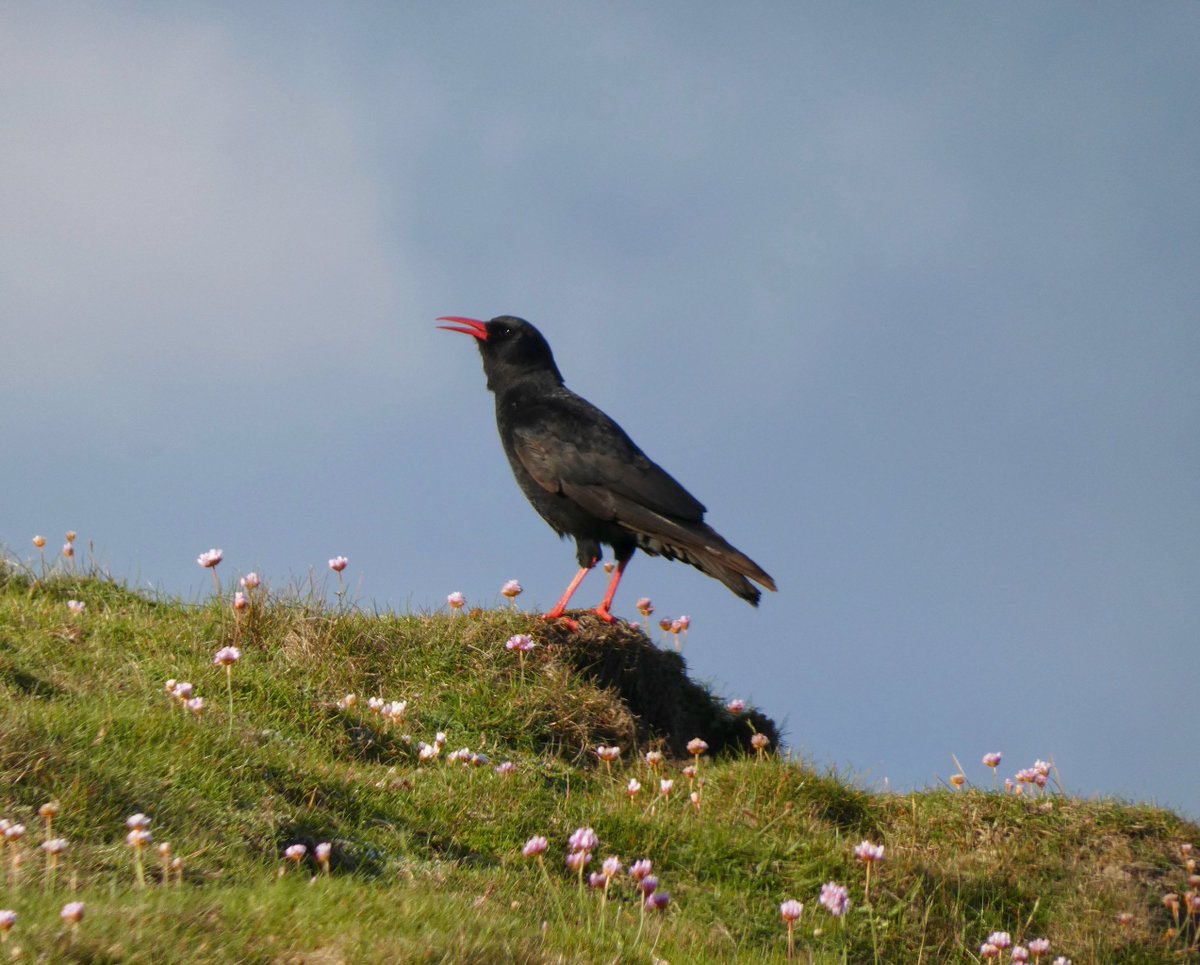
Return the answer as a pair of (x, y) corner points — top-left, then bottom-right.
(616, 505), (776, 605)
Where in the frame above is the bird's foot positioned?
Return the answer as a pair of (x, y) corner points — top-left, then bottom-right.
(590, 605), (616, 624)
(541, 611), (579, 632)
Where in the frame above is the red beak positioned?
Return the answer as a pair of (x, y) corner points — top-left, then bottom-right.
(436, 316), (489, 340)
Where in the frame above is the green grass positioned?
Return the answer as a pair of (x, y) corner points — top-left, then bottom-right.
(0, 561), (1196, 963)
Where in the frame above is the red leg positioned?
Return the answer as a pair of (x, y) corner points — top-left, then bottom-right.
(591, 557), (629, 623)
(542, 561), (596, 629)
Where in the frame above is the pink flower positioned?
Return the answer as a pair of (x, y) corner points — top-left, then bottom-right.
(687, 737), (709, 757)
(588, 871), (606, 889)
(501, 579), (523, 599)
(980, 944), (1000, 960)
(726, 698), (746, 714)
(1011, 947), (1029, 963)
(636, 597), (654, 618)
(601, 856), (622, 879)
(186, 697), (205, 715)
(32, 535), (46, 548)
(565, 850), (590, 873)
(315, 842), (332, 864)
(982, 752), (1003, 768)
(284, 844), (307, 862)
(41, 838), (68, 855)
(854, 840), (885, 863)
(67, 600), (85, 614)
(676, 615), (690, 630)
(594, 745), (621, 763)
(328, 556), (348, 572)
(751, 733), (771, 751)
(197, 549), (223, 568)
(60, 902), (85, 925)
(447, 591), (465, 611)
(213, 646), (241, 666)
(568, 827), (598, 852)
(638, 874), (659, 896)
(987, 932), (1012, 950)
(126, 829), (152, 848)
(659, 778), (674, 796)
(0, 910), (15, 932)
(505, 634), (535, 653)
(233, 592), (248, 612)
(818, 882), (850, 917)
(626, 778), (642, 798)
(522, 836), (548, 858)
(126, 813), (151, 830)
(1028, 938), (1050, 954)
(494, 761), (516, 776)
(62, 543), (74, 558)
(645, 891), (670, 911)
(240, 572), (261, 589)
(644, 750), (664, 768)
(780, 899), (804, 922)
(629, 859), (652, 881)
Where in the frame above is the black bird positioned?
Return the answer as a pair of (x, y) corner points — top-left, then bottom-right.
(438, 315), (776, 627)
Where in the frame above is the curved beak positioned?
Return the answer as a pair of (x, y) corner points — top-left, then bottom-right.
(436, 316), (489, 340)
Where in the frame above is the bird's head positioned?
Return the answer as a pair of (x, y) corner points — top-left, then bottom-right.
(437, 315), (564, 392)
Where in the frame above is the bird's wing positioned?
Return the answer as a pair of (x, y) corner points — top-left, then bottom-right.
(509, 398), (706, 522)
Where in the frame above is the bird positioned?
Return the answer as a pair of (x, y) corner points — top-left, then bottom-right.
(437, 315), (776, 628)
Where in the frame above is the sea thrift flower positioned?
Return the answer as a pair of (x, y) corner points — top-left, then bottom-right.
(240, 572), (260, 590)
(67, 600), (85, 614)
(601, 856), (621, 879)
(726, 698), (746, 714)
(285, 844), (307, 863)
(233, 592), (248, 612)
(1011, 947), (1029, 963)
(595, 745), (621, 764)
(62, 543), (74, 559)
(645, 750), (664, 770)
(751, 732), (771, 759)
(505, 634), (535, 653)
(682, 764), (697, 781)
(32, 535), (46, 548)
(501, 580), (523, 607)
(659, 778), (674, 797)
(629, 859), (652, 881)
(1052, 959), (1072, 965)
(447, 591), (465, 612)
(646, 891), (670, 911)
(588, 871), (606, 889)
(982, 752), (1002, 768)
(186, 697), (205, 716)
(636, 597), (654, 617)
(987, 932), (1012, 950)
(638, 874), (659, 896)
(60, 901), (84, 926)
(41, 838), (68, 855)
(854, 840), (885, 902)
(197, 549), (223, 568)
(329, 556), (348, 572)
(980, 944), (1000, 960)
(315, 842), (332, 874)
(522, 836), (548, 858)
(819, 881), (850, 917)
(780, 900), (804, 960)
(126, 813), (151, 831)
(213, 646), (241, 667)
(494, 761), (516, 776)
(337, 694), (356, 711)
(1028, 938), (1051, 961)
(417, 742), (440, 762)
(626, 778), (642, 799)
(565, 850), (590, 873)
(214, 646), (241, 735)
(38, 801), (60, 835)
(949, 772), (966, 788)
(569, 827), (598, 853)
(687, 737), (708, 758)
(0, 909), (14, 940)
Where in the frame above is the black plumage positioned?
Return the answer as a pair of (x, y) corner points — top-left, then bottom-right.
(438, 314), (776, 624)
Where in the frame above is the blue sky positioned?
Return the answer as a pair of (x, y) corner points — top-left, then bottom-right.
(3, 3), (1198, 819)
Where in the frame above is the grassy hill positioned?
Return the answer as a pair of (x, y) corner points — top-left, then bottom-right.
(0, 561), (1196, 963)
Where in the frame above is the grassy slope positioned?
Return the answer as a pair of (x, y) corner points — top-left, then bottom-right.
(0, 565), (1196, 964)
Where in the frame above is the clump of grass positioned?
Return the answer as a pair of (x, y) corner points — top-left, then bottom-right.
(0, 560), (1196, 962)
